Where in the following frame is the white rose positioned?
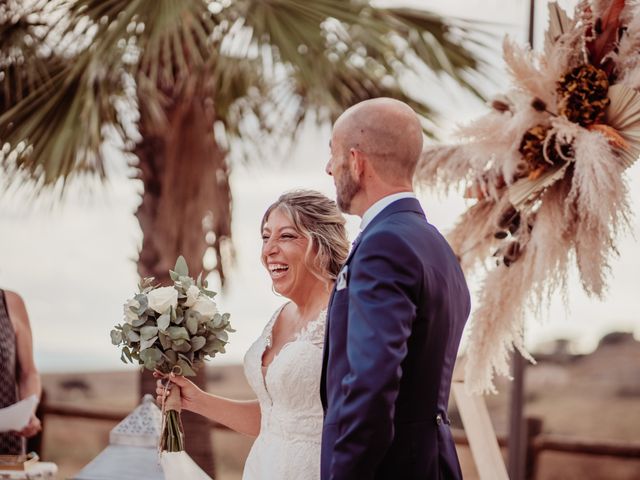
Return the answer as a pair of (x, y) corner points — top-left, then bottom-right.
(191, 296), (218, 319)
(123, 298), (140, 324)
(147, 286), (178, 314)
(184, 285), (201, 307)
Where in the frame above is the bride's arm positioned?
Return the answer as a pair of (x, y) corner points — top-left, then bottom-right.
(155, 373), (261, 437)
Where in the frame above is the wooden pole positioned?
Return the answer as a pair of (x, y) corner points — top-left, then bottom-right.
(452, 360), (509, 480)
(508, 353), (527, 479)
(508, 2), (536, 479)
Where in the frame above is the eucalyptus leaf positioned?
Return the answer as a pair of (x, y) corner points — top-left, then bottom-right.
(110, 330), (123, 345)
(178, 353), (193, 365)
(191, 335), (206, 351)
(185, 315), (198, 335)
(174, 255), (189, 276)
(177, 358), (196, 376)
(131, 316), (146, 327)
(123, 346), (132, 362)
(127, 330), (141, 342)
(134, 294), (149, 313)
(140, 325), (159, 340)
(140, 347), (162, 370)
(157, 313), (170, 331)
(202, 289), (217, 299)
(141, 347), (162, 360)
(140, 335), (158, 351)
(171, 339), (191, 353)
(164, 349), (178, 365)
(159, 332), (172, 350)
(144, 358), (157, 371)
(216, 330), (229, 342)
(204, 337), (225, 354)
(167, 326), (189, 341)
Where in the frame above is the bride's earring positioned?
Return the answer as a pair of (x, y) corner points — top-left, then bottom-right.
(271, 284), (282, 297)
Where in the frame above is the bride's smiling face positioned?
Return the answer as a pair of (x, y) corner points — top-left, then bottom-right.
(261, 208), (316, 298)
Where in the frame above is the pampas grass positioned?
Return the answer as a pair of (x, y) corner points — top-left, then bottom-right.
(569, 129), (631, 296)
(503, 38), (556, 106)
(447, 199), (500, 272)
(416, 1), (638, 393)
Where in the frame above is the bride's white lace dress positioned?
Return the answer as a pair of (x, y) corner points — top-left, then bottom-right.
(242, 303), (326, 480)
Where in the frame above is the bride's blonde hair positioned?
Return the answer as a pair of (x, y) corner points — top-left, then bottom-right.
(261, 190), (349, 282)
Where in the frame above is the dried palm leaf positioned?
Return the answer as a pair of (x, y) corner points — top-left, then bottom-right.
(586, 0), (626, 70)
(446, 198), (501, 272)
(507, 162), (570, 208)
(606, 84), (640, 168)
(544, 2), (573, 53)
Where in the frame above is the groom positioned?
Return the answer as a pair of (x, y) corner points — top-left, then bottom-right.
(320, 98), (471, 480)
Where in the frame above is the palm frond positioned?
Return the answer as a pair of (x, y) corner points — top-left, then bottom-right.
(1, 0), (493, 191)
(0, 0), (67, 111)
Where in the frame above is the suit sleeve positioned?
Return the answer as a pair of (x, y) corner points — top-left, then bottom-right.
(329, 230), (419, 480)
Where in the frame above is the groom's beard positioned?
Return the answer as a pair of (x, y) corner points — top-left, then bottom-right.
(336, 170), (361, 214)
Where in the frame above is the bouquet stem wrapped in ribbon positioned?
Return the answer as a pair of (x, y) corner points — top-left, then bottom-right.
(111, 256), (234, 452)
(159, 371), (185, 452)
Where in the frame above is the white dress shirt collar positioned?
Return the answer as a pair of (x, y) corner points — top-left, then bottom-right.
(360, 192), (417, 231)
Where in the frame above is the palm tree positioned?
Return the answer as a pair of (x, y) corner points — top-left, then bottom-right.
(0, 0), (488, 473)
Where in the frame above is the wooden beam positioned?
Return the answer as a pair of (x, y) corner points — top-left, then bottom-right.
(452, 359), (509, 480)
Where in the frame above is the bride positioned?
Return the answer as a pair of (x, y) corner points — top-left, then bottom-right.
(156, 189), (349, 479)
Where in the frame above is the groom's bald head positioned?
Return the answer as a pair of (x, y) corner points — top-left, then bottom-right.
(332, 98), (424, 182)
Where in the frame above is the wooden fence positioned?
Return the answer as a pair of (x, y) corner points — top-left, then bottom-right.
(30, 398), (640, 480)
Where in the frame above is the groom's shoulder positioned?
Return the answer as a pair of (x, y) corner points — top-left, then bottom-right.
(360, 218), (424, 256)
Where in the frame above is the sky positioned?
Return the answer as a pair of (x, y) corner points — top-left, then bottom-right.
(0, 0), (638, 373)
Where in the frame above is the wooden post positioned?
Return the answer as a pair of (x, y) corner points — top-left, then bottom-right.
(451, 359), (509, 480)
(508, 2), (536, 478)
(508, 352), (527, 479)
(525, 416), (544, 480)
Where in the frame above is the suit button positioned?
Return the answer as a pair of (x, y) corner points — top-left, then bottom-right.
(435, 414), (443, 426)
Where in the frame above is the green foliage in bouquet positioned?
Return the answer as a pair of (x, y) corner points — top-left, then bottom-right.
(110, 256), (234, 376)
(110, 256), (233, 452)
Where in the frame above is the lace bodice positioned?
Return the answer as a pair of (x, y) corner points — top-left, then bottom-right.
(242, 304), (326, 479)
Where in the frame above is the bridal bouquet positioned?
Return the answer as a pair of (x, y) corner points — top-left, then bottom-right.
(110, 256), (233, 451)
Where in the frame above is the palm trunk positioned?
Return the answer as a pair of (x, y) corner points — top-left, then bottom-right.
(134, 78), (232, 476)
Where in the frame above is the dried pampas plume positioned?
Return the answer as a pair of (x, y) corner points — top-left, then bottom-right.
(416, 0), (638, 394)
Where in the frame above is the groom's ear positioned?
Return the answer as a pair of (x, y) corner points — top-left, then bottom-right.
(349, 148), (366, 178)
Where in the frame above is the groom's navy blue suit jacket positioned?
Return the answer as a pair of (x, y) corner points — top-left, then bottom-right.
(320, 197), (470, 480)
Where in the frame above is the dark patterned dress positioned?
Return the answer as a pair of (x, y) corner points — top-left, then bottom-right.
(0, 289), (24, 454)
